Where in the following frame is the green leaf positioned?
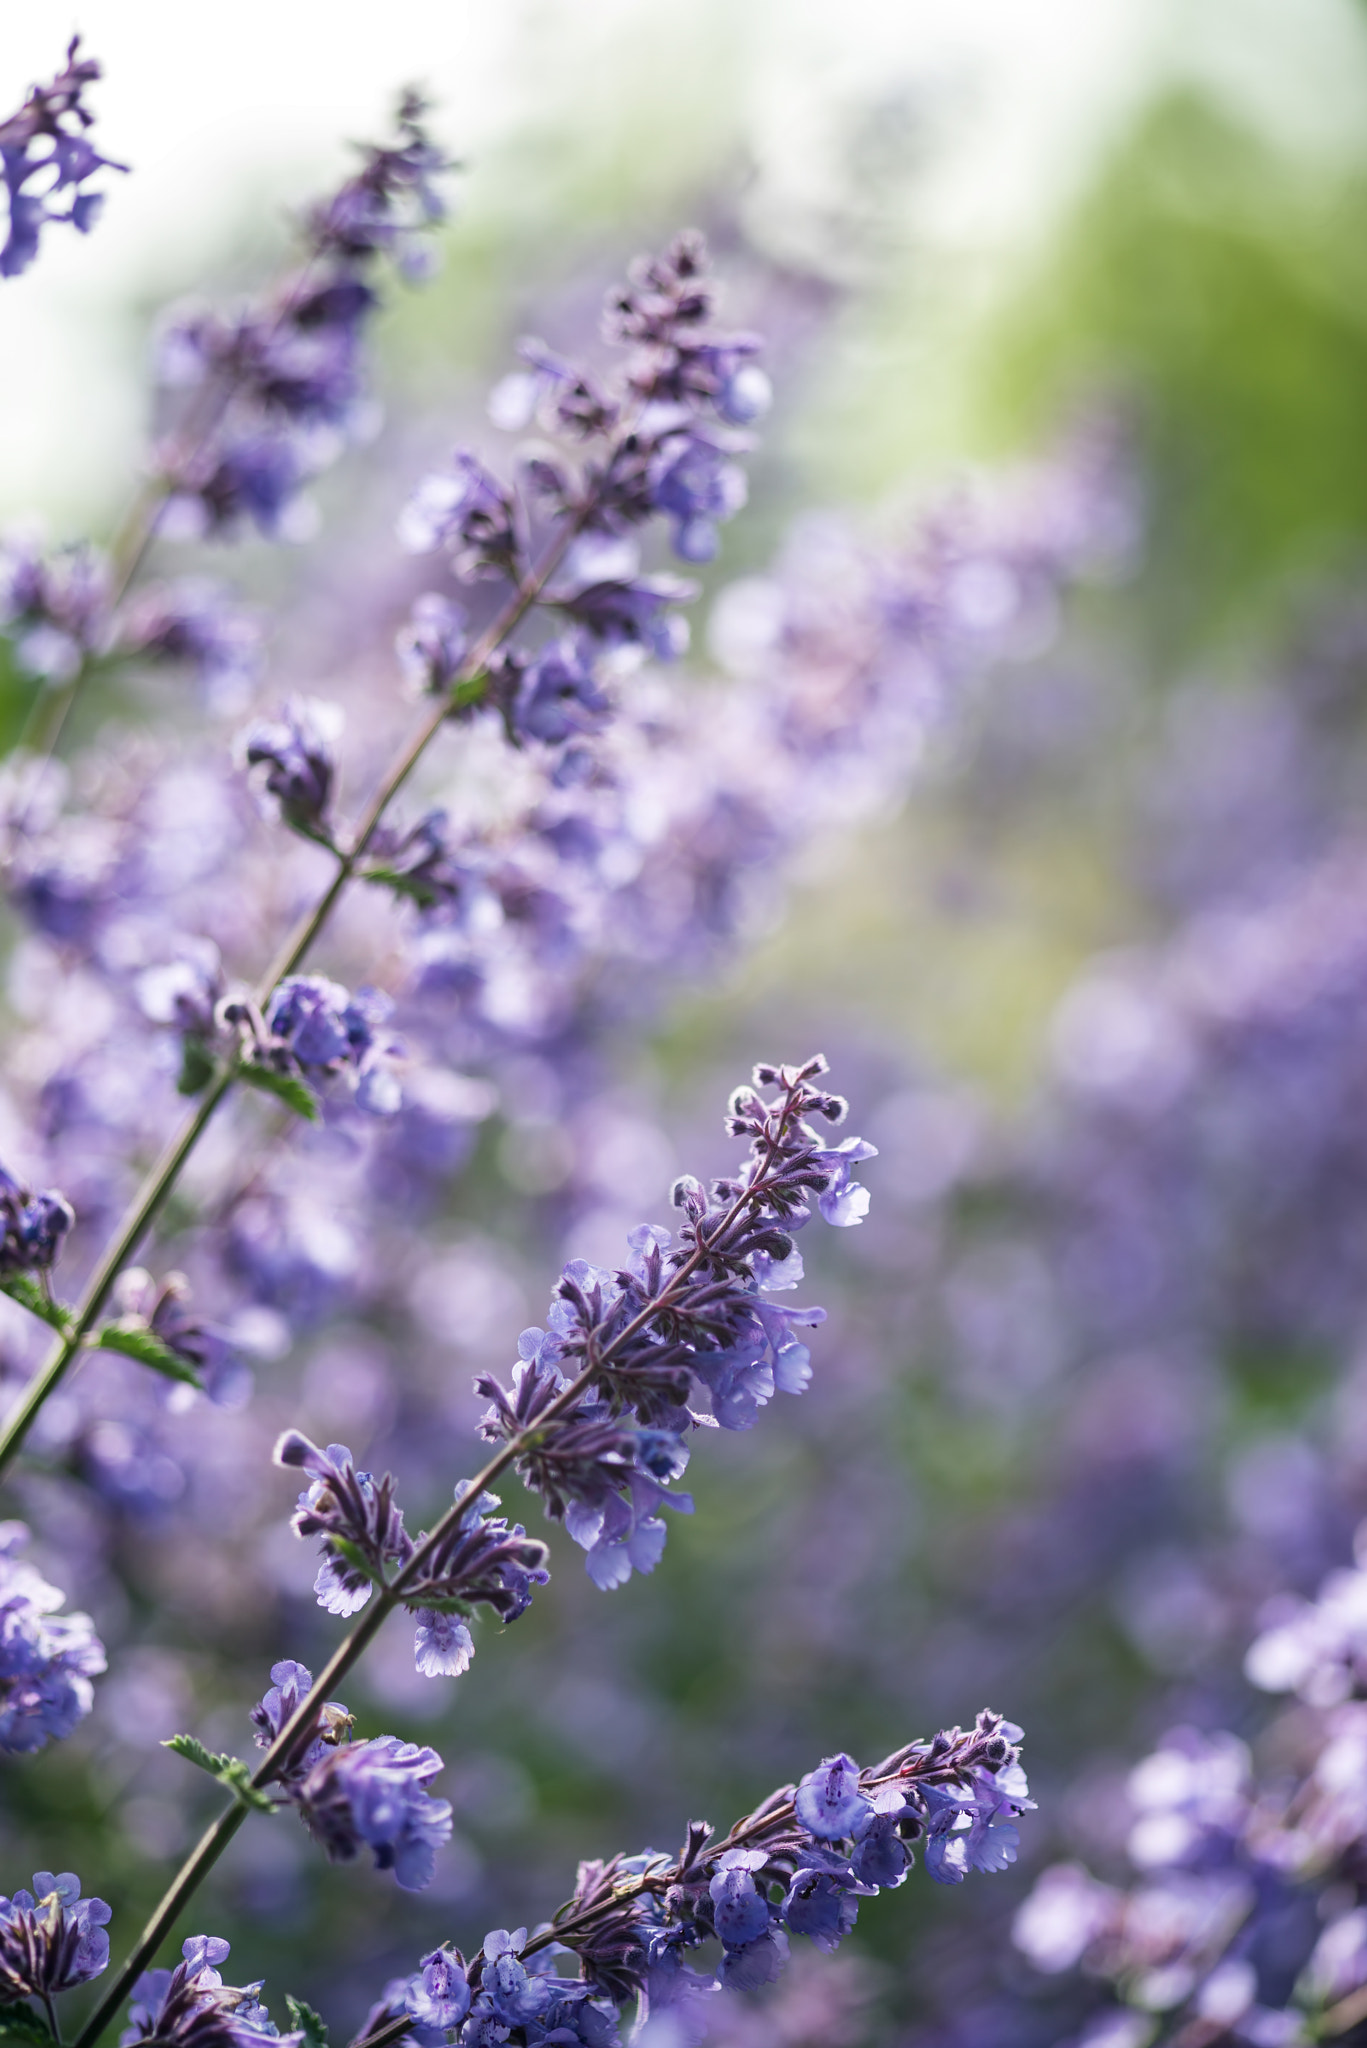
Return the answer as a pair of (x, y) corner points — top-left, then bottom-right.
(0, 1275), (73, 1335)
(358, 865), (444, 911)
(217, 1756), (276, 1813)
(325, 1535), (375, 1581)
(236, 1061), (321, 1123)
(164, 1732), (223, 1774)
(448, 669), (488, 713)
(164, 1736), (275, 1813)
(285, 1997), (330, 2048)
(177, 1037), (217, 1097)
(98, 1323), (204, 1389)
(0, 2005), (55, 2046)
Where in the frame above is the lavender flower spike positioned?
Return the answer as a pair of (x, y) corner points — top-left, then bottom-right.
(475, 1056), (874, 1587)
(0, 39), (126, 279)
(379, 1712), (1031, 2041)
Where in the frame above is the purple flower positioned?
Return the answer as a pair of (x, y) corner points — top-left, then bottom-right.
(120, 1936), (300, 2048)
(114, 579), (262, 708)
(242, 699), (340, 840)
(781, 1863), (862, 1952)
(166, 433), (307, 540)
(304, 89), (451, 270)
(295, 1735), (453, 1891)
(406, 1947), (471, 2033)
(413, 1610), (474, 1678)
(0, 1523), (105, 1753)
(0, 535), (109, 679)
(0, 1163), (73, 1278)
(554, 575), (695, 658)
(850, 1801), (910, 1889)
(507, 638), (611, 746)
(648, 426), (749, 563)
(106, 1269), (243, 1403)
(715, 1925), (790, 1991)
(921, 1756), (1034, 1886)
(811, 1136), (878, 1226)
(794, 1754), (872, 1840)
(710, 1849), (772, 1948)
(398, 453), (520, 579)
(253, 976), (401, 1112)
(392, 1485), (550, 1633)
(0, 39), (126, 279)
(135, 940), (224, 1041)
(396, 593), (467, 695)
(249, 1658), (355, 1778)
(491, 337), (619, 440)
(566, 1464), (693, 1592)
(0, 1872), (110, 2002)
(472, 1061), (869, 1587)
(273, 1434), (412, 1615)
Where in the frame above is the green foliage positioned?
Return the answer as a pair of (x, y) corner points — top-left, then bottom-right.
(177, 1037), (217, 1097)
(236, 1061), (321, 1122)
(0, 2006), (55, 2047)
(97, 1323), (203, 1389)
(0, 1275), (73, 1335)
(982, 85), (1367, 656)
(284, 1997), (330, 2048)
(163, 1736), (276, 1813)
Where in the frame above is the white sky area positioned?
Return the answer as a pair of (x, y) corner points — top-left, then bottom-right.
(0, 0), (1361, 525)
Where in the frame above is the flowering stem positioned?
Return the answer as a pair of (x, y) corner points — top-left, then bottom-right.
(0, 522), (585, 1481)
(72, 1154), (789, 2048)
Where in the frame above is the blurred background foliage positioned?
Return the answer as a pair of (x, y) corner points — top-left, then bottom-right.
(6, 3), (1367, 2044)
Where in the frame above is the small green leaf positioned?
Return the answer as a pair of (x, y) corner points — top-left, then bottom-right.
(0, 2004), (56, 2046)
(358, 865), (444, 911)
(236, 1062), (321, 1123)
(177, 1037), (217, 1097)
(164, 1733), (223, 1774)
(285, 1996), (330, 2048)
(325, 1535), (375, 1581)
(98, 1324), (204, 1389)
(449, 671), (488, 710)
(0, 1275), (73, 1335)
(164, 1736), (275, 1812)
(217, 1756), (276, 1813)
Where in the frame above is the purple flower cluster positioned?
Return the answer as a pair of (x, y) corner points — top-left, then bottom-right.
(240, 700), (340, 842)
(274, 1433), (548, 1660)
(473, 1058), (874, 1587)
(371, 1713), (1028, 2046)
(120, 1936), (299, 2048)
(220, 974), (402, 1116)
(250, 1659), (453, 1892)
(394, 230), (766, 751)
(1011, 1522), (1367, 2048)
(0, 1871), (110, 2008)
(153, 94), (452, 542)
(0, 1523), (105, 1754)
(0, 39), (125, 280)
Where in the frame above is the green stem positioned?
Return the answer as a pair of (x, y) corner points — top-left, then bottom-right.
(0, 1071), (235, 1473)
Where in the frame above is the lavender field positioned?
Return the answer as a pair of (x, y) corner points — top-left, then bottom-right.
(0, 6), (1364, 2046)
